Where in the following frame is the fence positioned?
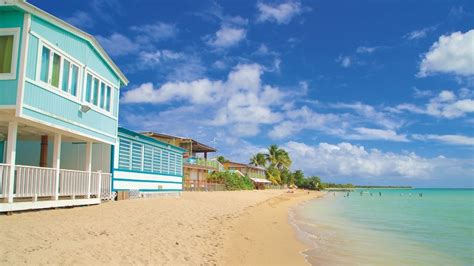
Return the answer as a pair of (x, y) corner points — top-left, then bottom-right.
(0, 164), (11, 197)
(0, 164), (110, 201)
(184, 157), (225, 172)
(183, 180), (226, 191)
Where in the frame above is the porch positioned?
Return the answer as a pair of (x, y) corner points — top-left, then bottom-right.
(0, 118), (114, 212)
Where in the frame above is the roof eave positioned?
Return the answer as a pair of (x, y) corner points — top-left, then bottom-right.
(16, 1), (129, 86)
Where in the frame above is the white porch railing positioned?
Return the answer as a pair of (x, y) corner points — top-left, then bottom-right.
(60, 169), (95, 198)
(0, 164), (112, 202)
(100, 173), (113, 200)
(0, 164), (11, 197)
(15, 165), (57, 198)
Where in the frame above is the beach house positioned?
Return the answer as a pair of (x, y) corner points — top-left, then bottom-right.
(0, 0), (128, 211)
(112, 128), (185, 198)
(141, 132), (224, 187)
(223, 161), (266, 179)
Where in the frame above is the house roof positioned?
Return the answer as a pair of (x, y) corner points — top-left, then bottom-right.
(224, 161), (266, 171)
(141, 132), (217, 153)
(250, 178), (272, 184)
(5, 0), (128, 86)
(118, 127), (186, 153)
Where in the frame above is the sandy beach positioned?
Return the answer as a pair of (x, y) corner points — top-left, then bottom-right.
(0, 190), (322, 265)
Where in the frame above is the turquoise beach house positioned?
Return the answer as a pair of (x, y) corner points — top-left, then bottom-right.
(113, 128), (185, 197)
(0, 0), (128, 211)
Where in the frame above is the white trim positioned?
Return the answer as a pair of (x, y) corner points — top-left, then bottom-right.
(15, 14), (31, 117)
(0, 198), (101, 212)
(31, 31), (85, 68)
(25, 77), (118, 120)
(19, 4), (129, 85)
(21, 105), (117, 144)
(82, 70), (115, 116)
(0, 27), (20, 80)
(35, 40), (84, 100)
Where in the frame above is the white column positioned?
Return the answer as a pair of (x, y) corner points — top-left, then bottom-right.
(6, 121), (18, 203)
(52, 133), (61, 200)
(85, 141), (92, 199)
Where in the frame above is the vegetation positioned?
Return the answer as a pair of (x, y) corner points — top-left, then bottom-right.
(320, 183), (355, 189)
(216, 155), (229, 164)
(208, 171), (254, 191)
(249, 144), (292, 185)
(355, 185), (412, 188)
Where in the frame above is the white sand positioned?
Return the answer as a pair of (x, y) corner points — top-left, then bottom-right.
(0, 190), (321, 265)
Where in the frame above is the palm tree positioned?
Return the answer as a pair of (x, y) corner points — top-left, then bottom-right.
(265, 144), (280, 166)
(262, 145), (293, 185)
(249, 153), (266, 167)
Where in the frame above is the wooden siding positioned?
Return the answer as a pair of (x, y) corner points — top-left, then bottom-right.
(22, 82), (117, 143)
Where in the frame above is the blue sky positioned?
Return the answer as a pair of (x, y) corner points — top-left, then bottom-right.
(33, 0), (473, 187)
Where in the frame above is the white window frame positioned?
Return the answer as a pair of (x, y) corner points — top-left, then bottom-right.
(0, 27), (20, 80)
(82, 68), (115, 115)
(36, 40), (83, 103)
(32, 33), (117, 118)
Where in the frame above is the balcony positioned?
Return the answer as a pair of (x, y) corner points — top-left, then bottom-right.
(184, 157), (224, 172)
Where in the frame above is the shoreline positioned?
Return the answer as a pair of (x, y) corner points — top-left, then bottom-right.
(0, 190), (323, 265)
(222, 190), (324, 265)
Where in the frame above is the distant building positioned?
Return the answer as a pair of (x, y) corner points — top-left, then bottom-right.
(141, 132), (224, 185)
(223, 161), (266, 180)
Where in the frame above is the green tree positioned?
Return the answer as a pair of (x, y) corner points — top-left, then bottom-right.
(216, 156), (228, 164)
(293, 170), (305, 187)
(249, 153), (266, 167)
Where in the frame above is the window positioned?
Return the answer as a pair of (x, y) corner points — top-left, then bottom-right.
(100, 82), (106, 109)
(38, 43), (81, 98)
(61, 60), (70, 92)
(51, 53), (61, 88)
(105, 86), (111, 111)
(83, 70), (114, 113)
(0, 35), (13, 73)
(70, 65), (79, 96)
(85, 73), (92, 102)
(0, 28), (19, 79)
(40, 47), (50, 83)
(92, 78), (99, 106)
(118, 136), (182, 176)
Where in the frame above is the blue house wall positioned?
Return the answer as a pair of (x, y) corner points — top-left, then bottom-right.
(0, 9), (23, 105)
(113, 128), (185, 192)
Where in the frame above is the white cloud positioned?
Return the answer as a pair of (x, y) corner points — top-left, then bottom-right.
(412, 134), (474, 146)
(122, 63), (285, 137)
(138, 50), (184, 67)
(336, 55), (351, 68)
(131, 22), (178, 44)
(284, 141), (473, 179)
(66, 11), (94, 29)
(269, 101), (406, 141)
(207, 26), (247, 48)
(396, 89), (474, 118)
(418, 29), (474, 77)
(350, 127), (409, 142)
(257, 0), (305, 24)
(96, 33), (140, 56)
(356, 46), (379, 53)
(405, 26), (437, 40)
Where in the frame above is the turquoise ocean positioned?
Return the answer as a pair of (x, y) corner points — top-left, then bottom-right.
(290, 189), (474, 266)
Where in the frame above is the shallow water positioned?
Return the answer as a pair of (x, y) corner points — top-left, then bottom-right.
(290, 189), (474, 266)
